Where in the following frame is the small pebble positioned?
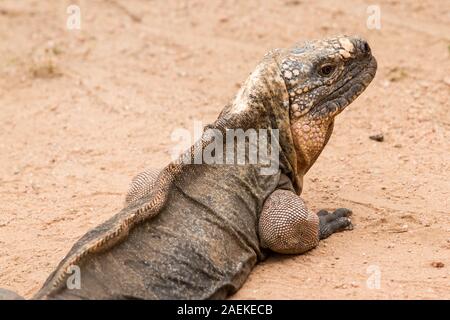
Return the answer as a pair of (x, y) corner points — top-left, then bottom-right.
(431, 261), (445, 268)
(369, 133), (384, 142)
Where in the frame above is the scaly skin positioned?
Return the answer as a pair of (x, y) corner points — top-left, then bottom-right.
(0, 35), (376, 299)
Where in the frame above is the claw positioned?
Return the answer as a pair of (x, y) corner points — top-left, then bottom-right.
(317, 209), (330, 217)
(346, 221), (354, 231)
(332, 208), (353, 218)
(318, 209), (354, 239)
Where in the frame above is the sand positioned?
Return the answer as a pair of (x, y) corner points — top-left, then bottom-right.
(0, 0), (449, 299)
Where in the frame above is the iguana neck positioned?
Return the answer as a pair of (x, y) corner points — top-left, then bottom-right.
(217, 54), (303, 193)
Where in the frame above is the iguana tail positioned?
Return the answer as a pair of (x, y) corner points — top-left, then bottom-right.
(0, 288), (24, 300)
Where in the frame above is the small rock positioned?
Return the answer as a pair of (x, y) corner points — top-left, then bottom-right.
(369, 133), (384, 142)
(391, 224), (409, 233)
(431, 261), (445, 268)
(218, 17), (229, 23)
(285, 0), (301, 5)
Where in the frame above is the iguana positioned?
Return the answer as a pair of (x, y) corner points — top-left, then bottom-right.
(1, 35), (377, 300)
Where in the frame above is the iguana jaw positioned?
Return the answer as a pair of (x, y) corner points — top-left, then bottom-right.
(310, 55), (377, 119)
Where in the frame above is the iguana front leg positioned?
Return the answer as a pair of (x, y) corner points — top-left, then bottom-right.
(259, 189), (352, 254)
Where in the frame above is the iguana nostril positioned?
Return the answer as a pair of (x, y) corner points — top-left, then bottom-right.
(362, 41), (371, 55)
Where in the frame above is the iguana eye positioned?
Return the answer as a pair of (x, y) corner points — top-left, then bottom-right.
(319, 64), (336, 77)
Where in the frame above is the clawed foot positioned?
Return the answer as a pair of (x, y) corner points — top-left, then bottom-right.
(317, 208), (353, 240)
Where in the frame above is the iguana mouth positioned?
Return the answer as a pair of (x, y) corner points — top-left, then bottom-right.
(312, 56), (377, 118)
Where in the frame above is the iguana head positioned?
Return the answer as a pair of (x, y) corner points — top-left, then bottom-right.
(219, 35), (376, 191)
(274, 35), (377, 175)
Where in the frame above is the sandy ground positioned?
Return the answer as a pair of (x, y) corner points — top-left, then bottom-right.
(0, 0), (449, 299)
